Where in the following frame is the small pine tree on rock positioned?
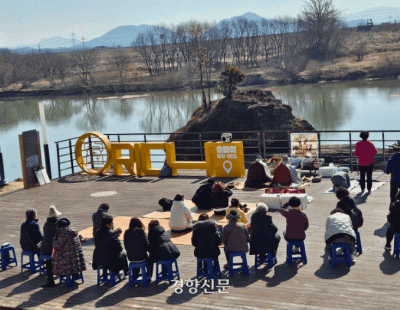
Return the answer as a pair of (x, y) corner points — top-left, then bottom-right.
(217, 65), (245, 99)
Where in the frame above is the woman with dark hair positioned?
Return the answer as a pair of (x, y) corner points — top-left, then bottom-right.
(92, 214), (129, 275)
(227, 198), (248, 224)
(124, 217), (149, 262)
(335, 186), (364, 231)
(354, 131), (377, 194)
(212, 181), (233, 216)
(148, 220), (180, 276)
(169, 194), (193, 233)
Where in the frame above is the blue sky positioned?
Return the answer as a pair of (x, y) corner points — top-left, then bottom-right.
(1, 0), (399, 48)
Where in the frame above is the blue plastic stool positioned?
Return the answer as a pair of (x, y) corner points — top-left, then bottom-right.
(60, 272), (84, 288)
(228, 252), (249, 277)
(128, 261), (150, 288)
(355, 230), (362, 255)
(287, 241), (307, 265)
(156, 258), (180, 284)
(330, 243), (352, 268)
(39, 254), (52, 275)
(1, 244), (17, 271)
(197, 258), (221, 280)
(255, 252), (277, 269)
(394, 232), (400, 258)
(97, 266), (121, 287)
(21, 251), (39, 274)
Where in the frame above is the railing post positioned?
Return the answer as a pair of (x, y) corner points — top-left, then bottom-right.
(144, 134), (147, 143)
(118, 134), (121, 143)
(69, 140), (75, 175)
(382, 131), (385, 166)
(317, 132), (321, 158)
(199, 134), (204, 161)
(56, 142), (61, 179)
(262, 131), (266, 160)
(257, 131), (261, 157)
(88, 135), (94, 169)
(287, 131), (291, 156)
(349, 132), (353, 172)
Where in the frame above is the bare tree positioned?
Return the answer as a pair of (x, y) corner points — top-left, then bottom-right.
(71, 49), (98, 86)
(10, 53), (42, 89)
(110, 49), (131, 85)
(39, 51), (70, 87)
(134, 33), (154, 75)
(298, 0), (345, 60)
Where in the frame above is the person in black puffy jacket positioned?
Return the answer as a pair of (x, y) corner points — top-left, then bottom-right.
(92, 214), (128, 275)
(250, 203), (280, 257)
(124, 217), (149, 262)
(385, 191), (400, 251)
(191, 213), (221, 259)
(20, 209), (43, 254)
(40, 205), (62, 288)
(192, 178), (215, 210)
(148, 220), (180, 276)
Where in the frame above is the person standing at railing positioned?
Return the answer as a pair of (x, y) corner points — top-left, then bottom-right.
(354, 131), (377, 194)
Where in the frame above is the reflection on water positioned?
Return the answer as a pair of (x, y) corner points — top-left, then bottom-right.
(0, 90), (220, 181)
(1, 81), (400, 181)
(271, 83), (353, 130)
(269, 80), (400, 131)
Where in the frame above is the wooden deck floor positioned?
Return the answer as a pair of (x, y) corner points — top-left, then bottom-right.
(0, 169), (397, 310)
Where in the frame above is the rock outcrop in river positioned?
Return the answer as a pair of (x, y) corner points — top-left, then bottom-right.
(168, 90), (315, 160)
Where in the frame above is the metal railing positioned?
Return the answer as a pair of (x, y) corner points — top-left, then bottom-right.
(54, 130), (400, 178)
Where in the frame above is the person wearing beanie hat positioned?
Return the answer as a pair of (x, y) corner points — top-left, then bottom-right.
(192, 178), (216, 210)
(250, 203), (281, 262)
(40, 206), (62, 287)
(222, 209), (249, 269)
(49, 205), (62, 218)
(52, 218), (86, 281)
(20, 208), (43, 255)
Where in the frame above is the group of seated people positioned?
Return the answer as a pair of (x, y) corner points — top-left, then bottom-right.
(244, 155), (303, 188)
(20, 206), (86, 287)
(21, 177), (400, 289)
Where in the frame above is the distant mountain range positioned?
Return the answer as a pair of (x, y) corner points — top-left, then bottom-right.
(7, 6), (400, 52)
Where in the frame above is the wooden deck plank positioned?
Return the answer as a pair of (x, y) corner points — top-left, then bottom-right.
(0, 169), (396, 309)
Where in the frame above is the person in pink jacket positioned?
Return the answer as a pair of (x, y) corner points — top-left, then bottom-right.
(354, 131), (377, 193)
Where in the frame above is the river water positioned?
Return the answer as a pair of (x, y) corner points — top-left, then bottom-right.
(1, 80), (400, 181)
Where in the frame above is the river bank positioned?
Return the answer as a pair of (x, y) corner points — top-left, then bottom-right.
(2, 23), (400, 99)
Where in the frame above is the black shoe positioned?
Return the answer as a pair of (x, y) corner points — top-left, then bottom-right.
(42, 281), (56, 288)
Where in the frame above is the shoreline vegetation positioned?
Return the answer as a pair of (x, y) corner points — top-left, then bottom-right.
(1, 21), (400, 100)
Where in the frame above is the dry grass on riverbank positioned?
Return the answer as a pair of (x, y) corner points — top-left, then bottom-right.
(3, 23), (400, 97)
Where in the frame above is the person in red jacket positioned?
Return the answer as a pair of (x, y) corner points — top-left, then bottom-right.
(354, 131), (377, 194)
(279, 197), (309, 252)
